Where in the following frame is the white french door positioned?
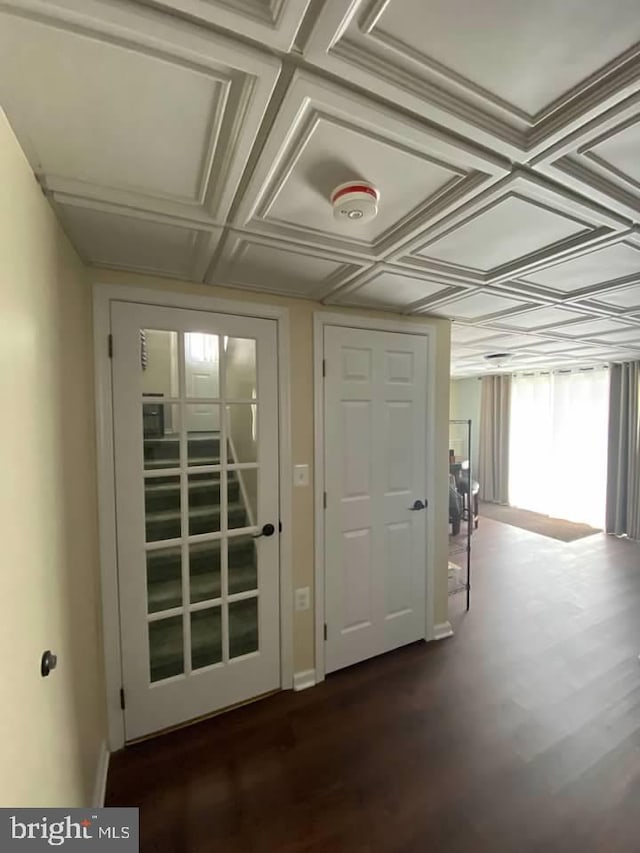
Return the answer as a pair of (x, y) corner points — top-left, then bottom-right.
(323, 325), (429, 674)
(111, 302), (280, 740)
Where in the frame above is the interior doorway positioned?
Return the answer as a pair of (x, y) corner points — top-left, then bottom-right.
(320, 321), (434, 675)
(110, 300), (281, 740)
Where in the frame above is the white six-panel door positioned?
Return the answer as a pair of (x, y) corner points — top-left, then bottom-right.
(111, 301), (280, 740)
(324, 326), (428, 674)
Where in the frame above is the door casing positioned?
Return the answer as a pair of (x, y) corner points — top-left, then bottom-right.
(313, 312), (438, 684)
(93, 283), (293, 751)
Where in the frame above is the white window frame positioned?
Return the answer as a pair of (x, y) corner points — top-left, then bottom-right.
(93, 283), (293, 751)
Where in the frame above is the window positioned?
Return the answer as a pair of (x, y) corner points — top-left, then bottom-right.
(508, 369), (609, 528)
(186, 332), (218, 364)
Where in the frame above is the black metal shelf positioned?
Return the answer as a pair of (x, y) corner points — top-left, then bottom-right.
(448, 418), (473, 611)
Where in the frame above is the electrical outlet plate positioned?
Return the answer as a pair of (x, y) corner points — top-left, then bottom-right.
(294, 464), (309, 487)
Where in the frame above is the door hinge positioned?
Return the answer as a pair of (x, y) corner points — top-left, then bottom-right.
(324, 624), (327, 641)
(119, 687), (125, 710)
(322, 359), (326, 378)
(323, 491), (327, 510)
(108, 334), (113, 359)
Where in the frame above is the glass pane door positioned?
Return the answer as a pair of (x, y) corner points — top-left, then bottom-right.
(113, 304), (280, 740)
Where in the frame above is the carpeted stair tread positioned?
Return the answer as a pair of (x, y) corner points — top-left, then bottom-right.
(146, 503), (248, 540)
(145, 455), (220, 469)
(147, 565), (257, 612)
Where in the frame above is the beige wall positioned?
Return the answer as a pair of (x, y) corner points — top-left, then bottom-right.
(142, 329), (178, 398)
(92, 269), (452, 670)
(0, 111), (106, 805)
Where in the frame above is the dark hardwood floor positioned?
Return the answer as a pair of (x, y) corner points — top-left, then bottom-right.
(107, 520), (640, 852)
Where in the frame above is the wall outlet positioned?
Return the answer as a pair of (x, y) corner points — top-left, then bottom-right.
(294, 464), (309, 487)
(295, 587), (311, 611)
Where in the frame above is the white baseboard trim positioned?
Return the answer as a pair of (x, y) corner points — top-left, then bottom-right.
(92, 741), (110, 807)
(293, 669), (316, 692)
(433, 621), (454, 641)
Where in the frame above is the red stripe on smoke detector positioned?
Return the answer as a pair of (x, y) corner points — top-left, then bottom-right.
(331, 184), (379, 203)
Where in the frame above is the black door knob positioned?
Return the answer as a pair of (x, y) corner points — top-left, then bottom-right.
(253, 523), (276, 539)
(408, 500), (427, 511)
(41, 650), (58, 677)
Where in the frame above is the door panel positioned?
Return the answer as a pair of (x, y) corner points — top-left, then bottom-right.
(324, 326), (428, 674)
(111, 302), (279, 740)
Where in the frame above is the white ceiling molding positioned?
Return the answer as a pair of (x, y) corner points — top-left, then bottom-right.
(575, 282), (640, 316)
(233, 71), (508, 260)
(533, 92), (640, 221)
(304, 0), (640, 158)
(139, 0), (313, 51)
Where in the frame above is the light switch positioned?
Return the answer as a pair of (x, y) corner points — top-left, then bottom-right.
(295, 587), (311, 611)
(294, 464), (309, 487)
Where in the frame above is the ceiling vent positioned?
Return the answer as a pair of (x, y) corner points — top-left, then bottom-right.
(484, 352), (513, 368)
(331, 181), (380, 222)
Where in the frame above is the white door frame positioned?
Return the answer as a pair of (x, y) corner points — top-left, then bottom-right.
(93, 283), (293, 751)
(313, 312), (438, 684)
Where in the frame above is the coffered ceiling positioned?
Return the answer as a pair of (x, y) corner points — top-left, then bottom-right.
(1, 0), (640, 375)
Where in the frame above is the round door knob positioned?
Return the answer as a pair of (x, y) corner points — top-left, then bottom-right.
(253, 523), (276, 539)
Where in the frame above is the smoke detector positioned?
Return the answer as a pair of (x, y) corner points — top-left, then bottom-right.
(331, 181), (380, 223)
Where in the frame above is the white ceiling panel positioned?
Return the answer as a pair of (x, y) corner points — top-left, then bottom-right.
(395, 172), (627, 283)
(494, 306), (592, 331)
(566, 345), (634, 357)
(56, 203), (221, 279)
(415, 196), (585, 272)
(329, 267), (464, 310)
(523, 339), (593, 354)
(520, 241), (640, 295)
(578, 283), (640, 312)
(470, 333), (549, 350)
(552, 318), (636, 338)
(364, 0), (640, 117)
(234, 71), (507, 258)
(424, 291), (532, 322)
(212, 231), (367, 298)
(451, 325), (506, 344)
(590, 327), (640, 344)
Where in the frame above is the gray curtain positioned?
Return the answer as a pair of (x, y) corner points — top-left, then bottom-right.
(478, 375), (511, 504)
(606, 362), (640, 540)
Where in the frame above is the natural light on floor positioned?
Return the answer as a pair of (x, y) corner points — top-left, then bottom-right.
(508, 368), (610, 529)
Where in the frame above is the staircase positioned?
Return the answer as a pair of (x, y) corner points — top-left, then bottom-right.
(143, 429), (259, 677)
